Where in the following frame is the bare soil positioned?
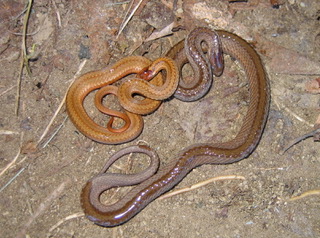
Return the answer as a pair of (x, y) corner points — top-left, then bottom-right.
(0, 0), (319, 237)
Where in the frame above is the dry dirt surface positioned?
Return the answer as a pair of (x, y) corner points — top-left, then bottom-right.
(1, 0), (320, 237)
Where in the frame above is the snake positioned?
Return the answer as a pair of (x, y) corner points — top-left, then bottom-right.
(66, 56), (178, 144)
(80, 28), (270, 227)
(167, 27), (224, 101)
(117, 57), (179, 115)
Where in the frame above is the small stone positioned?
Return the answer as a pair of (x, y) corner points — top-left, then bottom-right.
(141, 2), (175, 29)
(78, 43), (91, 59)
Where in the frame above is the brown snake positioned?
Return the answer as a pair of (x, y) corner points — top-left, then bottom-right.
(167, 27), (224, 101)
(80, 28), (270, 227)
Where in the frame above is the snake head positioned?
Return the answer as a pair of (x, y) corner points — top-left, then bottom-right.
(138, 69), (154, 81)
(209, 49), (224, 77)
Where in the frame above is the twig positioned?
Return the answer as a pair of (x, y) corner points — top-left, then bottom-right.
(15, 0), (33, 115)
(0, 130), (19, 135)
(51, 0), (61, 28)
(159, 175), (246, 200)
(288, 189), (320, 201)
(281, 128), (320, 154)
(116, 0), (144, 39)
(14, 3), (28, 20)
(0, 150), (23, 178)
(48, 212), (84, 234)
(0, 129), (25, 178)
(0, 85), (16, 97)
(273, 97), (313, 127)
(16, 178), (72, 238)
(9, 26), (41, 36)
(40, 115), (68, 148)
(37, 60), (87, 145)
(106, 1), (130, 6)
(0, 167), (25, 193)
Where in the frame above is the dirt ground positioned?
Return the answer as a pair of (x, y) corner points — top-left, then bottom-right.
(0, 0), (319, 237)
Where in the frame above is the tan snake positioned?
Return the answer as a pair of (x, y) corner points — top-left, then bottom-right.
(66, 56), (179, 144)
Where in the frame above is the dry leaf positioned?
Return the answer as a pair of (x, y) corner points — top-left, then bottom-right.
(144, 22), (175, 42)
